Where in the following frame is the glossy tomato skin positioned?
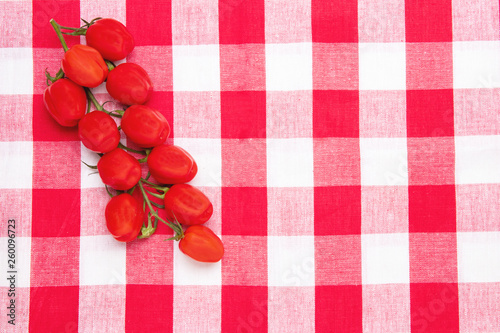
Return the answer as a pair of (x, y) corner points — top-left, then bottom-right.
(106, 63), (153, 105)
(164, 184), (213, 225)
(97, 148), (141, 190)
(78, 111), (120, 153)
(86, 18), (135, 61)
(43, 78), (87, 127)
(179, 225), (224, 262)
(105, 193), (143, 242)
(147, 145), (197, 184)
(61, 44), (108, 88)
(121, 105), (170, 148)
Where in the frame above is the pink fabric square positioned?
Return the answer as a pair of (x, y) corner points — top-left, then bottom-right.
(358, 0), (405, 42)
(78, 285), (126, 332)
(0, 2), (32, 47)
(265, 0), (312, 43)
(173, 285), (221, 332)
(266, 90), (312, 138)
(126, 235), (174, 285)
(174, 91), (221, 138)
(452, 0), (500, 41)
(361, 186), (409, 234)
(267, 187), (314, 236)
(362, 284), (410, 332)
(172, 0), (219, 45)
(456, 184), (500, 232)
(313, 43), (359, 90)
(0, 189), (32, 237)
(222, 235), (267, 286)
(221, 139), (266, 187)
(359, 90), (406, 138)
(80, 188), (109, 237)
(410, 233), (458, 283)
(220, 44), (265, 91)
(128, 45), (173, 92)
(30, 237), (80, 287)
(0, 287), (29, 331)
(407, 137), (455, 185)
(406, 42), (453, 90)
(32, 141), (81, 189)
(315, 235), (362, 285)
(459, 282), (500, 332)
(314, 138), (361, 186)
(268, 286), (315, 332)
(454, 88), (500, 136)
(33, 48), (65, 95)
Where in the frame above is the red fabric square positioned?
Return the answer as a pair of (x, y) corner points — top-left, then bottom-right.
(220, 44), (266, 91)
(406, 43), (453, 90)
(409, 185), (456, 233)
(315, 285), (363, 332)
(221, 91), (266, 138)
(315, 235), (361, 285)
(314, 138), (361, 186)
(125, 285), (173, 332)
(221, 285), (268, 333)
(219, 0), (265, 44)
(410, 283), (459, 332)
(32, 94), (80, 141)
(311, 0), (358, 43)
(313, 43), (359, 90)
(126, 0), (172, 46)
(0, 2), (32, 47)
(32, 0), (81, 48)
(222, 187), (267, 236)
(222, 235), (267, 286)
(405, 0), (453, 42)
(410, 233), (458, 283)
(222, 139), (266, 187)
(313, 90), (359, 138)
(406, 89), (454, 137)
(314, 186), (361, 235)
(29, 286), (79, 332)
(32, 189), (80, 237)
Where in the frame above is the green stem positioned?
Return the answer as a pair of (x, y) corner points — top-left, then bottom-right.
(49, 19), (69, 52)
(85, 88), (104, 111)
(119, 142), (147, 155)
(145, 189), (166, 200)
(140, 178), (170, 192)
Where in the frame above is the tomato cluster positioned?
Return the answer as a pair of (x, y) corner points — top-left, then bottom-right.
(43, 18), (223, 263)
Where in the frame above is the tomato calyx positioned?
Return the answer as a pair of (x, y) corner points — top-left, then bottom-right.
(56, 17), (102, 36)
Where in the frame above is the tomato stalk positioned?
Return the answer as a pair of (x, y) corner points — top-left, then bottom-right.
(118, 142), (148, 156)
(49, 19), (69, 52)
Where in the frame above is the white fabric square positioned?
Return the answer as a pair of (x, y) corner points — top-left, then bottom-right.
(173, 138), (222, 187)
(455, 135), (500, 184)
(360, 137), (408, 186)
(362, 233), (410, 284)
(0, 48), (33, 94)
(0, 236), (31, 288)
(0, 141), (33, 189)
(172, 44), (220, 91)
(359, 42), (406, 90)
(79, 235), (127, 285)
(453, 41), (500, 89)
(268, 236), (315, 287)
(267, 138), (313, 187)
(458, 232), (500, 283)
(173, 241), (222, 285)
(266, 42), (312, 91)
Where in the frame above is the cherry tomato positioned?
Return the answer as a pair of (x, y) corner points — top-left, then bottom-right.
(61, 44), (108, 88)
(43, 78), (87, 127)
(179, 225), (224, 262)
(97, 148), (141, 190)
(164, 184), (213, 225)
(147, 145), (197, 184)
(106, 63), (153, 105)
(86, 18), (135, 61)
(121, 105), (170, 148)
(78, 111), (120, 153)
(105, 193), (143, 242)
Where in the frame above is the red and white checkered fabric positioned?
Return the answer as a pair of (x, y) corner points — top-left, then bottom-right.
(1, 0), (500, 332)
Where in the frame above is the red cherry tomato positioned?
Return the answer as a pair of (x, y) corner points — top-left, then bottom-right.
(43, 78), (87, 127)
(179, 225), (224, 262)
(61, 44), (108, 88)
(78, 111), (120, 153)
(106, 63), (153, 105)
(164, 184), (213, 225)
(121, 105), (170, 148)
(86, 18), (135, 61)
(147, 145), (197, 184)
(97, 148), (141, 190)
(105, 193), (143, 242)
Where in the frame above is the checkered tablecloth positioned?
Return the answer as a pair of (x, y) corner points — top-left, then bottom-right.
(1, 0), (500, 332)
